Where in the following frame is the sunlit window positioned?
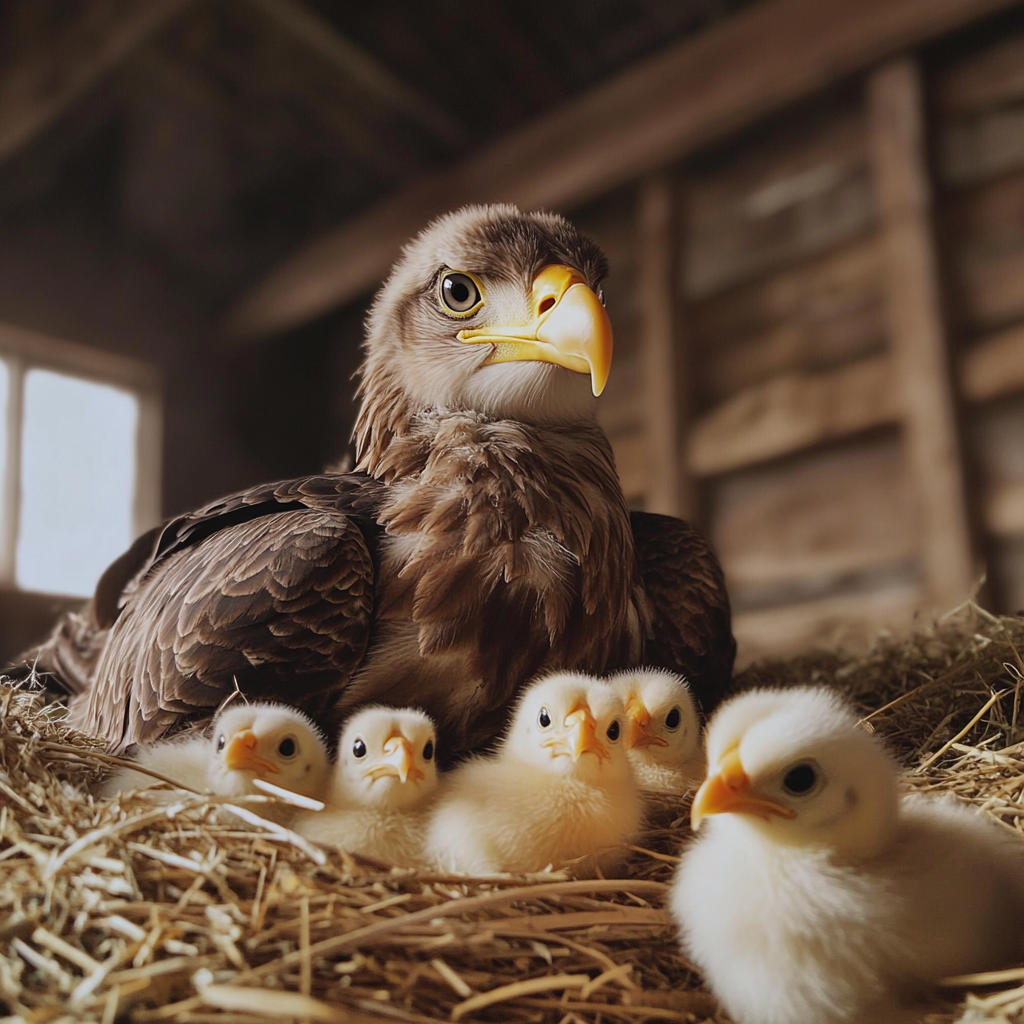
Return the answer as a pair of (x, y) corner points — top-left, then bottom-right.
(0, 325), (161, 598)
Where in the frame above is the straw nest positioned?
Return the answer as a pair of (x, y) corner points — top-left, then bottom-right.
(2, 605), (1024, 1024)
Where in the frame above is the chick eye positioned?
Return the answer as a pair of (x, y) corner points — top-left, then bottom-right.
(423, 739), (435, 761)
(606, 719), (621, 742)
(216, 734), (226, 753)
(439, 271), (483, 316)
(665, 707), (682, 731)
(782, 761), (819, 796)
(353, 738), (367, 759)
(538, 707), (552, 729)
(277, 736), (298, 759)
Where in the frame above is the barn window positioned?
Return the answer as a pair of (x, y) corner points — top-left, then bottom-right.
(0, 323), (161, 598)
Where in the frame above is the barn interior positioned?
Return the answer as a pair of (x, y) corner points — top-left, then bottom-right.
(1, 0), (1023, 672)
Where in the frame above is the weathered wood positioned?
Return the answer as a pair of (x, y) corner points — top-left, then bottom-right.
(733, 577), (925, 667)
(869, 57), (978, 611)
(684, 109), (875, 298)
(0, 0), (190, 166)
(688, 355), (898, 476)
(962, 324), (1024, 400)
(637, 173), (689, 518)
(227, 0), (1020, 336)
(711, 437), (917, 596)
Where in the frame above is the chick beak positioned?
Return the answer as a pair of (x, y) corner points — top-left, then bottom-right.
(624, 694), (669, 750)
(363, 733), (424, 784)
(223, 730), (280, 777)
(690, 748), (796, 830)
(456, 264), (613, 396)
(542, 704), (611, 762)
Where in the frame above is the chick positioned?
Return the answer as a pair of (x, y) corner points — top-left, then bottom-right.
(609, 668), (703, 793)
(425, 671), (642, 876)
(99, 702), (331, 823)
(670, 686), (1024, 1024)
(293, 706), (439, 868)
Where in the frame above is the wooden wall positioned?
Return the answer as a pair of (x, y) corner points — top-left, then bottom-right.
(579, 25), (1024, 666)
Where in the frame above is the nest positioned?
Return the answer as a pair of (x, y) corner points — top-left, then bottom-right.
(2, 605), (1024, 1024)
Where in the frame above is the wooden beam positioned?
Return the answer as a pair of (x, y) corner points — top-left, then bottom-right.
(0, 0), (190, 166)
(637, 173), (691, 518)
(227, 0), (1020, 337)
(688, 355), (899, 476)
(868, 58), (978, 610)
(962, 323), (1024, 401)
(243, 0), (464, 149)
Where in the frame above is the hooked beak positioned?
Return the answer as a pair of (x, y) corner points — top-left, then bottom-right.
(363, 733), (424, 784)
(541, 704), (610, 763)
(690, 747), (796, 830)
(457, 264), (613, 396)
(223, 730), (280, 777)
(624, 694), (669, 750)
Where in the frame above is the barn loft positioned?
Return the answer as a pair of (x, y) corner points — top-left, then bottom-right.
(0, 0), (1023, 668)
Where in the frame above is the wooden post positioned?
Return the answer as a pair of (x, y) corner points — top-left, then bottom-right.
(637, 172), (695, 520)
(868, 57), (978, 610)
(0, 357), (24, 586)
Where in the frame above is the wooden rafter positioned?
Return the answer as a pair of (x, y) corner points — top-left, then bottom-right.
(868, 57), (978, 610)
(227, 0), (1020, 337)
(0, 0), (191, 166)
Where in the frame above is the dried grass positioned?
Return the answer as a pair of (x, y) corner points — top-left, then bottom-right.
(1, 605), (1023, 1023)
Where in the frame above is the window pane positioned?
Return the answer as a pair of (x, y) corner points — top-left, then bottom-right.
(16, 369), (138, 596)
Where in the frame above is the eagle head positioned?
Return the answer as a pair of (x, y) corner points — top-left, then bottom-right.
(355, 204), (611, 455)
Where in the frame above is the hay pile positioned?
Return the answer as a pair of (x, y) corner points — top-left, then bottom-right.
(1, 605), (1023, 1024)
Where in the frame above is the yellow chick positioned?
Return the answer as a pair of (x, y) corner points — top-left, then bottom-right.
(609, 668), (703, 793)
(670, 686), (1024, 1024)
(99, 702), (330, 823)
(294, 706), (439, 867)
(425, 671), (641, 876)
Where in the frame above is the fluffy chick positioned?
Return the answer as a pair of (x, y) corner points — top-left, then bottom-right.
(294, 706), (439, 868)
(670, 686), (1024, 1024)
(425, 672), (642, 876)
(609, 668), (703, 793)
(99, 702), (330, 823)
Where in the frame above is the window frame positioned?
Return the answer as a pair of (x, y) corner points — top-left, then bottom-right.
(0, 321), (162, 593)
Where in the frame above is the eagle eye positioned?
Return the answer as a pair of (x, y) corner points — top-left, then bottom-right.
(665, 707), (682, 731)
(782, 761), (820, 796)
(277, 736), (298, 759)
(439, 271), (483, 317)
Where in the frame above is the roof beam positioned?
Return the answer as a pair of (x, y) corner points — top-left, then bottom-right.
(227, 0), (1019, 338)
(0, 0), (191, 166)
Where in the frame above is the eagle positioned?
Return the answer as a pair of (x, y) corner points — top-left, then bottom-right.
(21, 204), (735, 761)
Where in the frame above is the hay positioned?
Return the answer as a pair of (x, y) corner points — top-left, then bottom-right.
(1, 605), (1024, 1023)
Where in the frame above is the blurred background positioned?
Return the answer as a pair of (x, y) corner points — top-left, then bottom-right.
(1, 0), (1023, 668)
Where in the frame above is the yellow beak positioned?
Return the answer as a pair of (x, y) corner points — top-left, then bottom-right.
(457, 264), (613, 396)
(624, 694), (669, 750)
(542, 704), (610, 762)
(363, 733), (424, 784)
(690, 747), (795, 829)
(224, 730), (280, 777)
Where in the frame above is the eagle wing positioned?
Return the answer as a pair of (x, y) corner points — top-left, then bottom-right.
(66, 473), (384, 750)
(630, 511), (736, 715)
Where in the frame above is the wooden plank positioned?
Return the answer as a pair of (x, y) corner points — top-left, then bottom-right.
(0, 0), (190, 166)
(733, 577), (925, 667)
(637, 173), (688, 518)
(869, 57), (978, 611)
(711, 437), (917, 596)
(962, 323), (1024, 400)
(688, 355), (899, 476)
(227, 0), (1020, 337)
(684, 109), (875, 298)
